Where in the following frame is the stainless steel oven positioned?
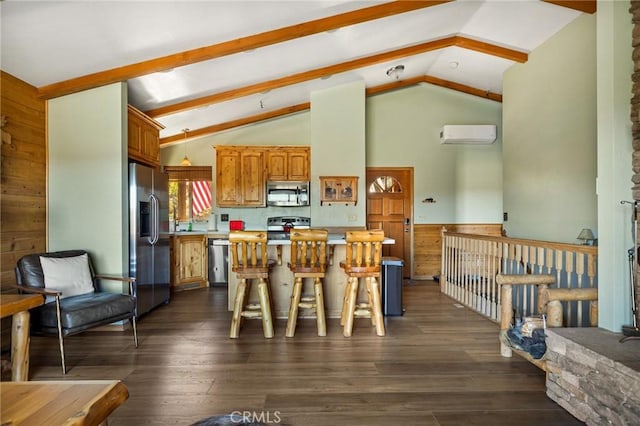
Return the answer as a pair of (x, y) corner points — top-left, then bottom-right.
(267, 216), (310, 240)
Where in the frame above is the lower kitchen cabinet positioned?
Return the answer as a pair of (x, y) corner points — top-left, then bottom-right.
(170, 234), (208, 291)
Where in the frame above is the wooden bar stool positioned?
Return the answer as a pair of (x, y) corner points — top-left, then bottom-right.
(340, 229), (386, 337)
(229, 230), (275, 339)
(286, 229), (328, 337)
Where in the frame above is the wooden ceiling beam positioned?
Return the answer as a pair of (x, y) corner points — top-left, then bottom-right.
(420, 75), (503, 102)
(453, 38), (528, 63)
(159, 103), (311, 146)
(366, 75), (502, 102)
(148, 35), (524, 118)
(159, 74), (502, 145)
(365, 76), (427, 96)
(543, 1), (596, 14)
(36, 0), (450, 99)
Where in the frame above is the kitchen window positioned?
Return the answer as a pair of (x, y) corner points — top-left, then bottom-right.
(165, 166), (212, 223)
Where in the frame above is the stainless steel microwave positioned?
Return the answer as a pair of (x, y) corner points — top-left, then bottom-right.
(266, 181), (310, 207)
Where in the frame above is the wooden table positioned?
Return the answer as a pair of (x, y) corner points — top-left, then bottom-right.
(0, 380), (129, 426)
(0, 294), (44, 381)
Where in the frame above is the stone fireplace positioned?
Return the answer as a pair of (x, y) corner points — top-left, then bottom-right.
(546, 329), (640, 425)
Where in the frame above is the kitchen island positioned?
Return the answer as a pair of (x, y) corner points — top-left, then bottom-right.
(213, 234), (395, 319)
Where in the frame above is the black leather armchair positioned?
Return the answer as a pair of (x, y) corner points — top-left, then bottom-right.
(15, 250), (138, 374)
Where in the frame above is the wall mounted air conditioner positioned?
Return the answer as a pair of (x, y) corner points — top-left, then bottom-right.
(439, 125), (497, 144)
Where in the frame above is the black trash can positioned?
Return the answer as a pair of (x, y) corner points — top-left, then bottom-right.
(381, 256), (404, 316)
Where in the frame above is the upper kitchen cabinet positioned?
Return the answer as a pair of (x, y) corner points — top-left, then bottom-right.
(215, 146), (265, 207)
(266, 147), (310, 181)
(128, 105), (164, 168)
(215, 145), (310, 207)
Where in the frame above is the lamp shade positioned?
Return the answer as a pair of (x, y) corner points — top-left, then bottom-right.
(577, 228), (595, 241)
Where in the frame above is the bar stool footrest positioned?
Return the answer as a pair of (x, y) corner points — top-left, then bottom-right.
(354, 308), (372, 317)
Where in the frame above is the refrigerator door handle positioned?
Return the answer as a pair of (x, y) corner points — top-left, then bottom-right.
(150, 193), (159, 245)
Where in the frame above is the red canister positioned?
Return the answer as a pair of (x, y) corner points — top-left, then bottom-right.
(229, 220), (245, 230)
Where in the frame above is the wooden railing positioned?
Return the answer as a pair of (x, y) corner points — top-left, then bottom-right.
(440, 230), (598, 327)
(495, 273), (598, 370)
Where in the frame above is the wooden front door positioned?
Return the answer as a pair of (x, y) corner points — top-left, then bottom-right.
(366, 167), (413, 278)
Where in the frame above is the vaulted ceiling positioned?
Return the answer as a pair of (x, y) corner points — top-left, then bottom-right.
(1, 1), (595, 147)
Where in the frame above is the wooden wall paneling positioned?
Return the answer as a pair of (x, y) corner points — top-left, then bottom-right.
(413, 224), (503, 279)
(1, 71), (47, 351)
(413, 225), (445, 278)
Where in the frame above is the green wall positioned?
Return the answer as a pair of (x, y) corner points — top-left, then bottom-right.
(502, 14), (597, 243)
(48, 83), (128, 275)
(161, 82), (502, 229)
(503, 8), (635, 333)
(366, 84), (502, 224)
(310, 81), (366, 227)
(596, 2), (634, 332)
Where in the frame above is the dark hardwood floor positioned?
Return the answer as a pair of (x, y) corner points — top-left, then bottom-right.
(23, 280), (582, 425)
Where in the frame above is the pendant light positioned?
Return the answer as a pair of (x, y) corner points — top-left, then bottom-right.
(180, 128), (192, 166)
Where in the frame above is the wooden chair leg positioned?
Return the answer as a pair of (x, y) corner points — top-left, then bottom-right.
(55, 297), (67, 374)
(314, 277), (327, 337)
(230, 279), (248, 338)
(257, 278), (274, 339)
(365, 277), (376, 327)
(341, 276), (354, 326)
(286, 277), (304, 337)
(369, 277), (385, 337)
(131, 316), (139, 348)
(343, 277), (359, 337)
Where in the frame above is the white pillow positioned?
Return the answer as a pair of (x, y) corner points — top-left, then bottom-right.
(40, 253), (95, 299)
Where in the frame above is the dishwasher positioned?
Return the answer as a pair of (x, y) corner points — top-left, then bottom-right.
(208, 238), (228, 286)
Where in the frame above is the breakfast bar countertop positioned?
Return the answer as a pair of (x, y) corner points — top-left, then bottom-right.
(168, 231), (229, 238)
(170, 231), (209, 236)
(210, 234), (394, 246)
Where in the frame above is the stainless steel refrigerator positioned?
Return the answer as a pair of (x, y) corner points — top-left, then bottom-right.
(129, 163), (170, 317)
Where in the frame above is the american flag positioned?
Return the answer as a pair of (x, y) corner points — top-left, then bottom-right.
(192, 181), (211, 216)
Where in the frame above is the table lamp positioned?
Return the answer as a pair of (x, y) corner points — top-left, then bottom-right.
(577, 228), (595, 245)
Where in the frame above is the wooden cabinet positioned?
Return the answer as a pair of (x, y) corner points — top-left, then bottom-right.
(320, 176), (358, 205)
(215, 145), (309, 207)
(215, 146), (265, 207)
(170, 234), (207, 291)
(266, 147), (309, 181)
(287, 149), (309, 181)
(241, 150), (265, 205)
(128, 105), (164, 168)
(266, 151), (286, 181)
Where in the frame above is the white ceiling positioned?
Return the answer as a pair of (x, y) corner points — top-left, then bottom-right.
(1, 1), (588, 145)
